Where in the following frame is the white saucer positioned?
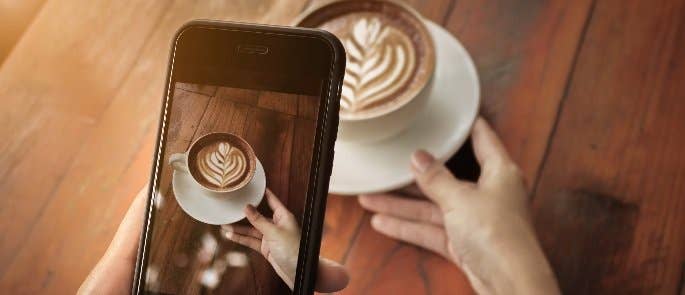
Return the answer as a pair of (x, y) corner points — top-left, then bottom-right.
(329, 20), (480, 195)
(172, 160), (266, 225)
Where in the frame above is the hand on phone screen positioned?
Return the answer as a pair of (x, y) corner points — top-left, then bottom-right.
(80, 187), (348, 294)
(222, 189), (348, 293)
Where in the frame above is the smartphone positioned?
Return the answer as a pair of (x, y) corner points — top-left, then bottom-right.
(132, 20), (345, 294)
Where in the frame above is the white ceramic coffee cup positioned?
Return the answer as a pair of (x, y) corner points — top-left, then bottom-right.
(337, 76), (433, 142)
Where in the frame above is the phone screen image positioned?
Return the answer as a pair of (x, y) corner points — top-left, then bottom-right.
(143, 81), (321, 294)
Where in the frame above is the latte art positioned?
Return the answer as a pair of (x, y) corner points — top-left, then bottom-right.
(340, 17), (417, 114)
(196, 142), (248, 188)
(296, 1), (435, 141)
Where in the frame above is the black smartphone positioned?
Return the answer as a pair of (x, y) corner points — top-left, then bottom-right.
(132, 20), (345, 294)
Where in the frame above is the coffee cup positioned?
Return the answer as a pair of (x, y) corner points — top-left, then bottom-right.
(170, 132), (257, 194)
(296, 0), (435, 142)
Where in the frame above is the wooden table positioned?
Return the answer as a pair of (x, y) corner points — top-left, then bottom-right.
(1, 0), (684, 294)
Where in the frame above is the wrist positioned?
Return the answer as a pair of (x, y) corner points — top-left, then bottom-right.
(464, 216), (560, 295)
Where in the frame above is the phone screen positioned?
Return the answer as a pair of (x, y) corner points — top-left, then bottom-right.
(142, 80), (322, 294)
(135, 23), (344, 294)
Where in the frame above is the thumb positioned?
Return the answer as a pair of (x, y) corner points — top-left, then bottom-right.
(105, 185), (148, 261)
(79, 185), (148, 294)
(244, 205), (277, 236)
(315, 258), (349, 293)
(411, 150), (473, 211)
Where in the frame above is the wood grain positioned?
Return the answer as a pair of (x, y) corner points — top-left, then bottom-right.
(0, 0), (309, 293)
(1, 0), (685, 294)
(0, 0), (46, 65)
(444, 0), (595, 184)
(0, 1), (172, 290)
(532, 0), (685, 293)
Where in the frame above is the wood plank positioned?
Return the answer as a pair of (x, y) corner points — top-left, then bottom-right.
(0, 109), (92, 272)
(0, 0), (311, 293)
(333, 0), (596, 294)
(244, 106), (296, 207)
(445, 0), (594, 183)
(532, 0), (685, 293)
(258, 91), (299, 116)
(0, 0), (172, 284)
(289, 118), (318, 224)
(402, 0), (456, 23)
(320, 196), (365, 261)
(307, 0), (453, 23)
(216, 86), (260, 106)
(0, 0), (46, 65)
(341, 213), (473, 295)
(297, 94), (319, 120)
(176, 82), (218, 97)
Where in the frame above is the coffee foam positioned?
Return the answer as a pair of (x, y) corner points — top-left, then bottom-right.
(296, 1), (435, 120)
(310, 6), (433, 121)
(195, 141), (248, 189)
(339, 16), (417, 114)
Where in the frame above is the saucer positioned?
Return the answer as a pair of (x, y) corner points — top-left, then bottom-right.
(172, 159), (266, 224)
(329, 20), (480, 195)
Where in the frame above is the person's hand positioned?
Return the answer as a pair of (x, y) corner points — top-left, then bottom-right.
(223, 189), (349, 292)
(358, 117), (560, 295)
(79, 186), (147, 294)
(80, 187), (348, 294)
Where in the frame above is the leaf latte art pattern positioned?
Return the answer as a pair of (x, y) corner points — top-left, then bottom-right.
(196, 142), (247, 188)
(341, 17), (417, 113)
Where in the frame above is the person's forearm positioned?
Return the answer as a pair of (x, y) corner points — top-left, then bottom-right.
(470, 218), (560, 295)
(496, 241), (559, 294)
(363, 120), (560, 295)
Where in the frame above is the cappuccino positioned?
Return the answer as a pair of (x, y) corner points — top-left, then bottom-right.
(195, 141), (249, 190)
(298, 0), (435, 121)
(183, 133), (257, 193)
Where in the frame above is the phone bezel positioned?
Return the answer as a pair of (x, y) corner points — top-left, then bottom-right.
(132, 20), (345, 294)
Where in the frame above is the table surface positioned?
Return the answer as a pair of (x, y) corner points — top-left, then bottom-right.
(1, 0), (684, 294)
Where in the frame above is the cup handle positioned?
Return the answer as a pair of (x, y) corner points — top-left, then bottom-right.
(169, 153), (189, 173)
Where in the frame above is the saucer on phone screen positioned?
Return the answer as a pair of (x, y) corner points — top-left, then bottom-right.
(329, 20), (480, 195)
(172, 159), (266, 225)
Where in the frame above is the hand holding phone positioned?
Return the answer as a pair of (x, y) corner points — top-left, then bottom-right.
(130, 21), (345, 294)
(80, 187), (348, 294)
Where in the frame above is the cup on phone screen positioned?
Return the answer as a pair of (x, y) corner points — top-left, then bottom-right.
(170, 132), (257, 194)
